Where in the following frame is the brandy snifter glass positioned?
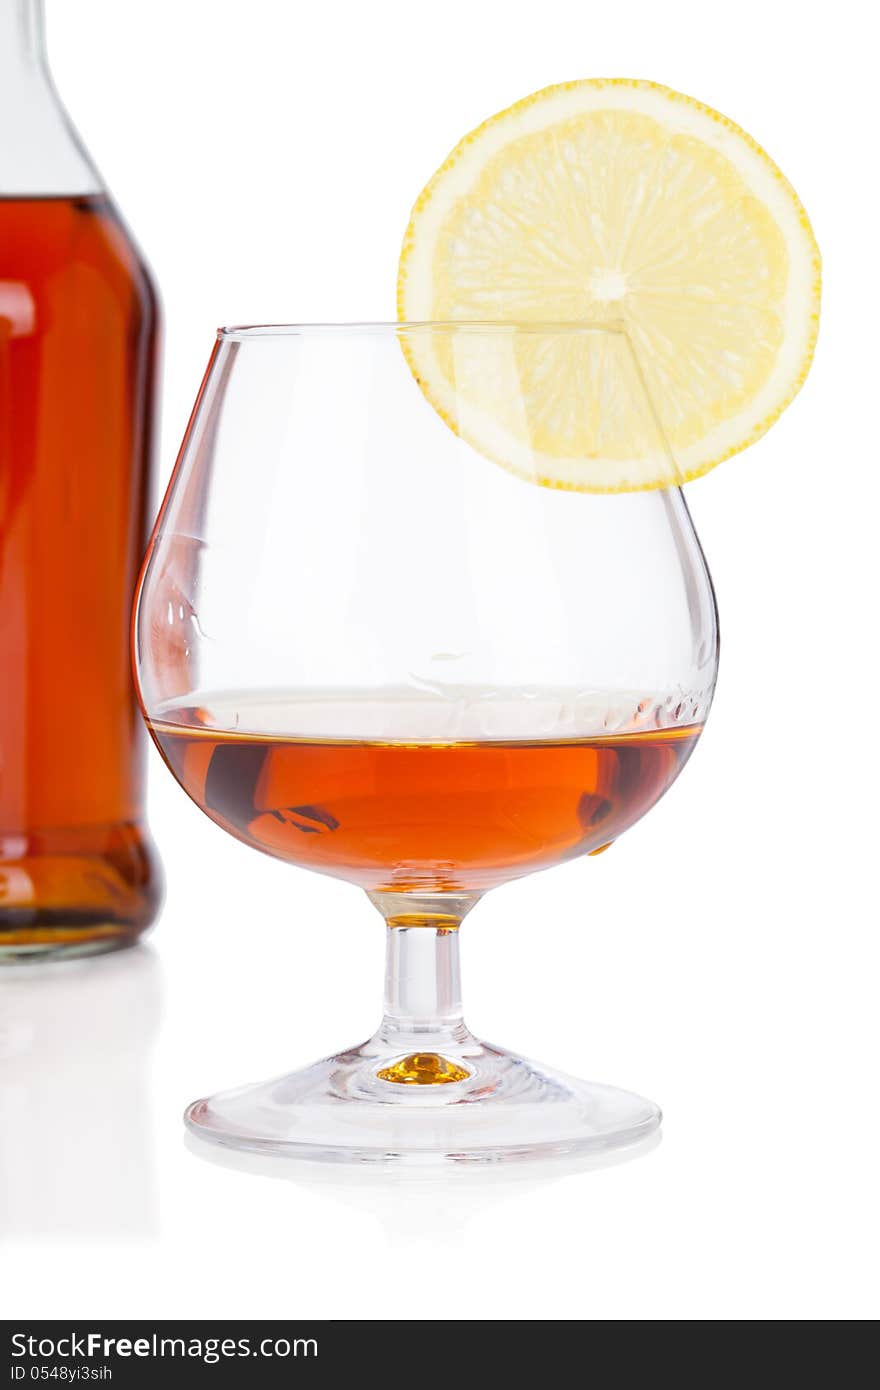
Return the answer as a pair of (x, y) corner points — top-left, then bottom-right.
(133, 323), (718, 1163)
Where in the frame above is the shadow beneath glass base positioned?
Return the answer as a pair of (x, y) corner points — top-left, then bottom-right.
(184, 1125), (661, 1242)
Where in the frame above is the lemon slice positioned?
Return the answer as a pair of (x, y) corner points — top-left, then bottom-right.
(398, 79), (820, 491)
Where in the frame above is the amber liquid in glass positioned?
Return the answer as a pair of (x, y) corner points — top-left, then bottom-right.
(0, 195), (161, 952)
(150, 696), (701, 893)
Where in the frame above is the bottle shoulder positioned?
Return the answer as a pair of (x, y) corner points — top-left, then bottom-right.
(0, 69), (100, 197)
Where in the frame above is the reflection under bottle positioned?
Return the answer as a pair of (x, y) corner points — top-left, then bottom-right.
(0, 946), (162, 1240)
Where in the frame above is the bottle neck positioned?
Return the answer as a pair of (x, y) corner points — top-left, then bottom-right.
(0, 0), (100, 196)
(0, 0), (47, 82)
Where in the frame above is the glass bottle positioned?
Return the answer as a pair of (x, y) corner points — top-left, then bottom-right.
(0, 0), (162, 957)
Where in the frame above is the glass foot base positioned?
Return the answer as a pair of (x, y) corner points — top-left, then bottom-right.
(185, 1034), (660, 1165)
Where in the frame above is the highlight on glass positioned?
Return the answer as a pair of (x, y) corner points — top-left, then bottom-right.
(133, 322), (718, 1163)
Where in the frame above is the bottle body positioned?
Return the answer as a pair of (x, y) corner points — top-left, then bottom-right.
(0, 6), (162, 956)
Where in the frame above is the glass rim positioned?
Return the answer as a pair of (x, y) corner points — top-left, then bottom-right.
(217, 319), (627, 341)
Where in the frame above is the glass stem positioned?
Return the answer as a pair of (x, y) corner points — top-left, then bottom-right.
(368, 891), (481, 1054)
(382, 922), (465, 1045)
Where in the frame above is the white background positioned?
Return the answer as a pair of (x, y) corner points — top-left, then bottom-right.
(2, 0), (877, 1321)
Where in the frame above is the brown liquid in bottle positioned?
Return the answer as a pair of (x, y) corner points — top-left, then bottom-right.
(0, 194), (162, 954)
